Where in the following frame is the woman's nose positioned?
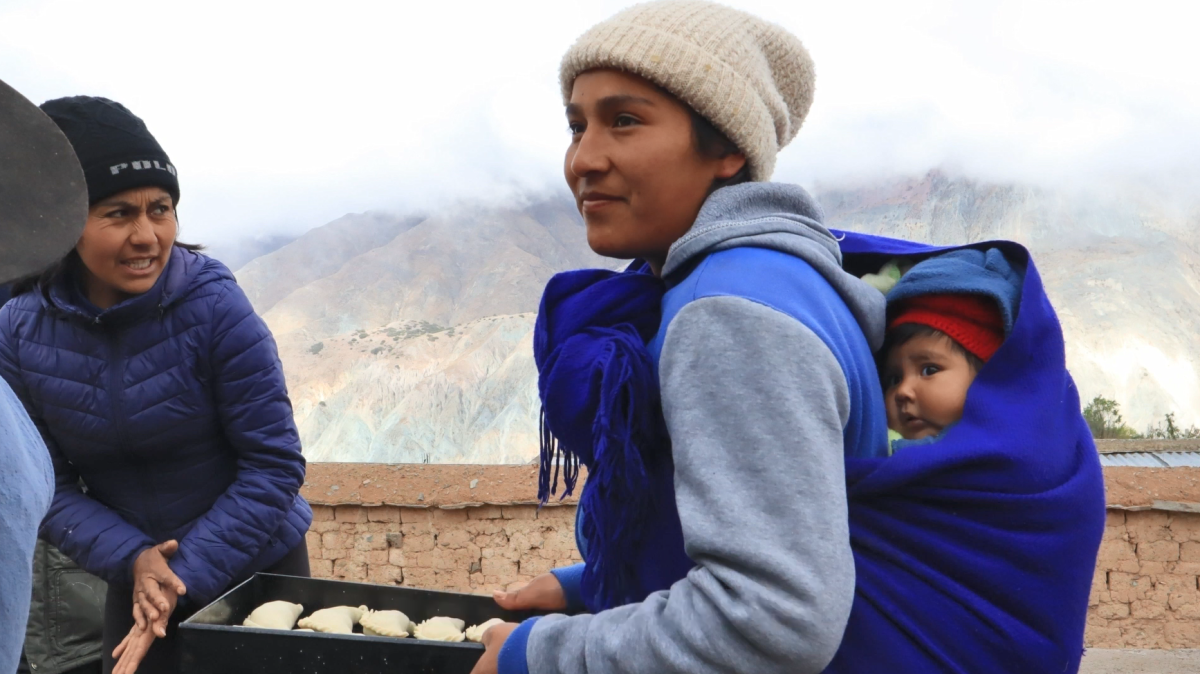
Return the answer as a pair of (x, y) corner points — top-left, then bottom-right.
(568, 129), (609, 178)
(128, 217), (156, 246)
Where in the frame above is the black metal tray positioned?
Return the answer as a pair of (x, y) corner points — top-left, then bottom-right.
(179, 573), (536, 674)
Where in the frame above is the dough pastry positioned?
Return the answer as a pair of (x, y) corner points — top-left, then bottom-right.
(413, 617), (465, 642)
(294, 628), (314, 632)
(243, 601), (304, 630)
(359, 609), (413, 638)
(465, 618), (505, 643)
(296, 605), (367, 634)
(429, 616), (465, 632)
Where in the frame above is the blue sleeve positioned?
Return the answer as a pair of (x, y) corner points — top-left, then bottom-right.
(168, 283), (307, 604)
(550, 563), (587, 613)
(0, 378), (54, 674)
(498, 618), (539, 674)
(0, 307), (154, 587)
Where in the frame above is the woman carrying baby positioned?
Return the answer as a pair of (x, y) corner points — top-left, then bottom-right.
(476, 2), (1105, 674)
(474, 2), (891, 673)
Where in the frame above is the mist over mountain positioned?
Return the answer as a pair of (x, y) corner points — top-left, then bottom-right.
(234, 171), (1200, 462)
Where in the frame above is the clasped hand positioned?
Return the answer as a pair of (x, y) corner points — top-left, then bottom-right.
(112, 540), (187, 674)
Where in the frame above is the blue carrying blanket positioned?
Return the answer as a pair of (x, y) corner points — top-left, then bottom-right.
(534, 230), (1106, 673)
(827, 231), (1106, 673)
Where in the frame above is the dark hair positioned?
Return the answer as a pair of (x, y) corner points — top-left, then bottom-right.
(7, 239), (205, 300)
(880, 322), (985, 378)
(687, 107), (751, 194)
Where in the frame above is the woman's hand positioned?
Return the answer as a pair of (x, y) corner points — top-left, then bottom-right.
(492, 572), (567, 612)
(111, 621), (157, 674)
(468, 621), (519, 674)
(132, 540), (186, 637)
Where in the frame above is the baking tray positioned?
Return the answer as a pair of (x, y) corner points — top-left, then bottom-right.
(179, 573), (537, 674)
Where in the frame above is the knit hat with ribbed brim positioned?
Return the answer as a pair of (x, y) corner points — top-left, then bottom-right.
(889, 294), (1006, 363)
(560, 0), (815, 182)
(40, 96), (180, 206)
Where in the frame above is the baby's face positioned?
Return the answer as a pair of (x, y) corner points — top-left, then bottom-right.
(883, 334), (979, 441)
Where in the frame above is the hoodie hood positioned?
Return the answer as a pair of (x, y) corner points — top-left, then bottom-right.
(662, 182), (886, 350)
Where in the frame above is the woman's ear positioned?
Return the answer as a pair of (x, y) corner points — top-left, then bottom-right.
(716, 152), (747, 179)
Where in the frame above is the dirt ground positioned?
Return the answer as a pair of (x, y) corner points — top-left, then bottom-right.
(1080, 649), (1200, 674)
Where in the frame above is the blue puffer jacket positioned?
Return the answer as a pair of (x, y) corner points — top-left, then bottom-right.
(0, 246), (311, 606)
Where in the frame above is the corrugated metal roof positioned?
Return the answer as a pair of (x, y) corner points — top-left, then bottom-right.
(1099, 451), (1200, 468)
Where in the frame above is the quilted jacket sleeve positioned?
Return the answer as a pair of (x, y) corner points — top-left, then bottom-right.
(167, 281), (306, 604)
(0, 307), (156, 586)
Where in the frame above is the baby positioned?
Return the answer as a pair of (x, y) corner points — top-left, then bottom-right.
(874, 249), (1023, 451)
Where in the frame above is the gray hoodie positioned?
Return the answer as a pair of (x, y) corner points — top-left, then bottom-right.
(522, 183), (888, 674)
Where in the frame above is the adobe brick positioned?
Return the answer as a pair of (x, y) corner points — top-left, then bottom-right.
(1139, 540), (1180, 562)
(310, 559), (333, 578)
(367, 506), (402, 523)
(468, 505), (504, 520)
(399, 508), (431, 524)
(433, 508), (470, 525)
(504, 506), (538, 520)
(335, 505), (368, 523)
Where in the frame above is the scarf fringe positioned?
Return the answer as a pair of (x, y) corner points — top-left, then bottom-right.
(578, 340), (659, 609)
(538, 408), (581, 504)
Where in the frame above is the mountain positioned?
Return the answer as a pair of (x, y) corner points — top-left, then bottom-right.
(204, 232), (298, 273)
(234, 172), (1200, 462)
(238, 194), (608, 464)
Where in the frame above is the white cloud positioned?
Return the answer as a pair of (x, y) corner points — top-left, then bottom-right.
(3, 0), (1197, 244)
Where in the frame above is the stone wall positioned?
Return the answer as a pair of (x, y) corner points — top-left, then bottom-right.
(302, 462), (1200, 648)
(1088, 509), (1200, 648)
(306, 503), (581, 594)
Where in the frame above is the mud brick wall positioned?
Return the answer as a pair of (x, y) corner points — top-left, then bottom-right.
(303, 462), (1200, 648)
(1086, 510), (1200, 648)
(305, 503), (582, 593)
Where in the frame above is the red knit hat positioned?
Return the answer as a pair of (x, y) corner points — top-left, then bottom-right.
(888, 293), (1005, 362)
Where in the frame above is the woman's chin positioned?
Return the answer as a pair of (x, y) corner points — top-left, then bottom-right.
(116, 275), (161, 297)
(585, 233), (638, 260)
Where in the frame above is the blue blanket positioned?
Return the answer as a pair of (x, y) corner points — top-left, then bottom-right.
(535, 230), (1106, 672)
(826, 231), (1106, 673)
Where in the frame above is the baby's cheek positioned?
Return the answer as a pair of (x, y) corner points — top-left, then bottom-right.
(883, 397), (900, 428)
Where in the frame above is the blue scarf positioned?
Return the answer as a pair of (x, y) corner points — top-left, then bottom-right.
(533, 262), (674, 611)
(533, 234), (1105, 673)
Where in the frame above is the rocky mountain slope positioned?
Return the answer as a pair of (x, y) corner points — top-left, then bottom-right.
(236, 172), (1200, 462)
(239, 194), (608, 464)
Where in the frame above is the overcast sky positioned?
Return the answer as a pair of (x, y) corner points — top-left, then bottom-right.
(3, 0), (1198, 246)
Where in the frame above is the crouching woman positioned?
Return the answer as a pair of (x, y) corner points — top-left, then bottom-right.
(0, 96), (311, 674)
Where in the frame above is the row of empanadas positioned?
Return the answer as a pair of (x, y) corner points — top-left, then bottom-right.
(241, 600), (504, 642)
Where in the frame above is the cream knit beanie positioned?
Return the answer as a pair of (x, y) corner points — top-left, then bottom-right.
(560, 0), (815, 182)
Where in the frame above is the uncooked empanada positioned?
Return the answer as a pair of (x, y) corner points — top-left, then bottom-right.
(297, 605), (367, 634)
(360, 609), (412, 638)
(431, 616), (465, 632)
(413, 617), (465, 642)
(243, 601), (304, 630)
(465, 618), (505, 643)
